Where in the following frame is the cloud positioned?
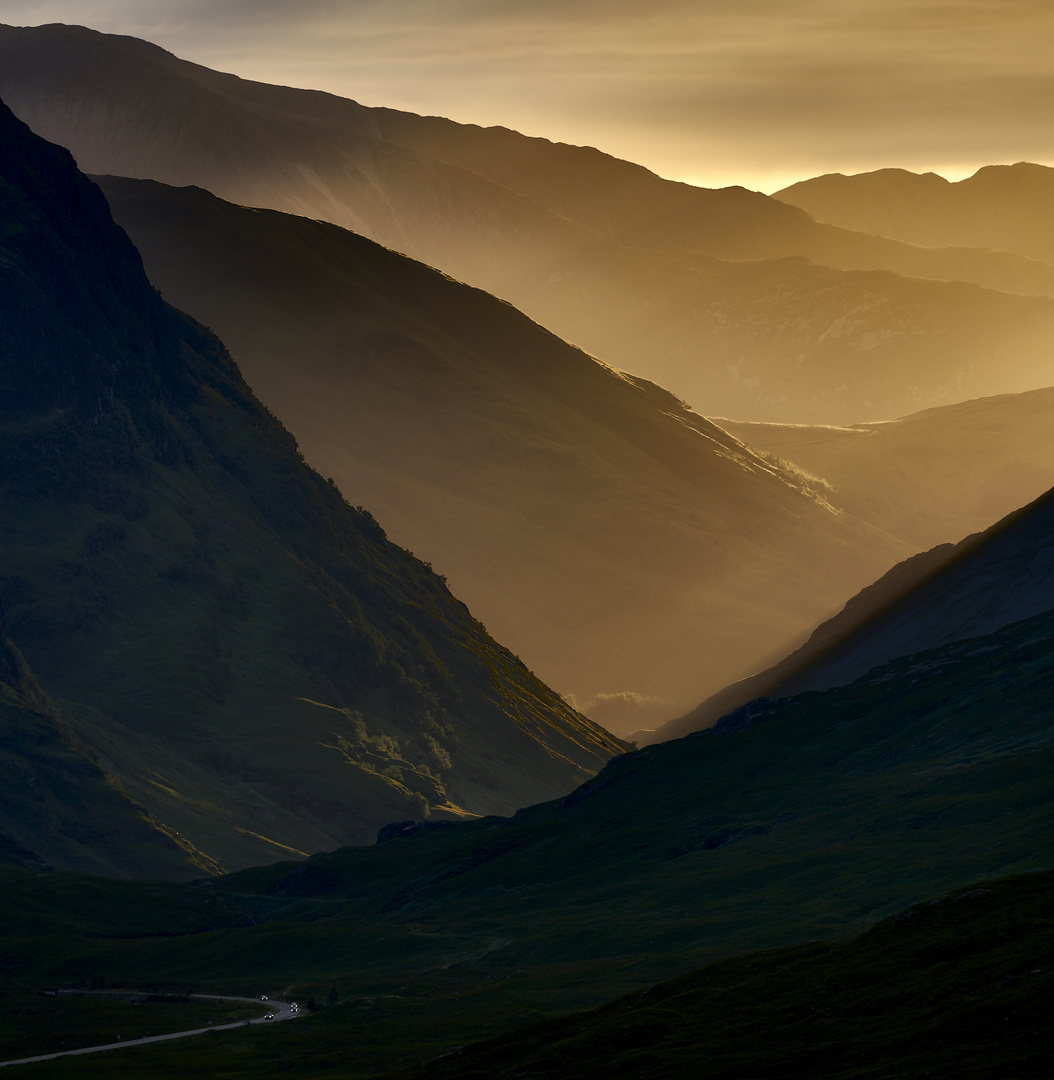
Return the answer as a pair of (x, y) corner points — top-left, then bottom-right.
(3, 0), (1054, 188)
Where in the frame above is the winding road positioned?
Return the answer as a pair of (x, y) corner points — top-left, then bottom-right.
(0, 990), (301, 1069)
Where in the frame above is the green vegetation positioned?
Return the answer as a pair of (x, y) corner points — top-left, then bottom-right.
(393, 870), (1054, 1080)
(0, 602), (1049, 1074)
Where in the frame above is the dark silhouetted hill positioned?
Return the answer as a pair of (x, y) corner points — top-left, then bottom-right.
(388, 871), (1054, 1080)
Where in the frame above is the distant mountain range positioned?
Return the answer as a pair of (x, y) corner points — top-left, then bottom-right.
(714, 387), (1054, 550)
(3, 23), (1054, 424)
(0, 97), (624, 876)
(777, 162), (1054, 266)
(91, 174), (912, 722)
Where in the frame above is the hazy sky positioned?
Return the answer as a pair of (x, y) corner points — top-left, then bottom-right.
(3, 0), (1054, 190)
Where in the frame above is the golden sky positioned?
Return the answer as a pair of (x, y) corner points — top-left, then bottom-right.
(4, 0), (1054, 190)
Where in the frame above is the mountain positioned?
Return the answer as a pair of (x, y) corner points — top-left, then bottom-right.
(0, 95), (625, 877)
(1, 593), (1051, 1072)
(86, 175), (914, 727)
(646, 482), (1054, 743)
(713, 387), (1054, 550)
(776, 163), (1054, 267)
(5, 24), (1054, 423)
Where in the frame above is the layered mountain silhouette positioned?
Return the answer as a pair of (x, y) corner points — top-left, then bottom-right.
(4, 24), (1054, 423)
(87, 175), (915, 725)
(715, 387), (1054, 550)
(0, 96), (626, 876)
(645, 481), (1054, 743)
(777, 163), (1054, 267)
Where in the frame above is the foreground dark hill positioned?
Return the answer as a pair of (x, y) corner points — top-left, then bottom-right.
(91, 175), (912, 721)
(647, 481), (1054, 743)
(1, 596), (1050, 1074)
(777, 163), (1054, 266)
(391, 872), (1054, 1080)
(5, 25), (1054, 423)
(714, 387), (1054, 550)
(0, 97), (623, 876)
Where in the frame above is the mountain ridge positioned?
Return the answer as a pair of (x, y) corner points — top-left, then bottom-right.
(643, 481), (1054, 743)
(4, 23), (1054, 423)
(90, 173), (913, 720)
(0, 95), (623, 875)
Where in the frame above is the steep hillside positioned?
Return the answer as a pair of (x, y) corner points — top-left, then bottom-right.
(89, 175), (913, 725)
(0, 640), (216, 879)
(714, 388), (1054, 549)
(0, 96), (624, 876)
(776, 163), (1054, 266)
(648, 482), (1054, 742)
(5, 24), (1054, 422)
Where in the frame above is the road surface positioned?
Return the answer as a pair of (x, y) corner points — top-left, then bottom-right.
(0, 991), (300, 1069)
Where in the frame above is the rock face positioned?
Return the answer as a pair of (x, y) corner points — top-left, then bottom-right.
(4, 23), (1054, 424)
(0, 96), (625, 876)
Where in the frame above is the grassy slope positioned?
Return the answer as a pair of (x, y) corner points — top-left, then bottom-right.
(0, 97), (624, 876)
(0, 602), (1049, 1072)
(0, 652), (216, 879)
(389, 870), (1054, 1080)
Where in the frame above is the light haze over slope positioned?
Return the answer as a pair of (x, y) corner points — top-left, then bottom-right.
(646, 482), (1054, 744)
(715, 388), (1054, 550)
(96, 175), (912, 726)
(776, 164), (1054, 267)
(4, 24), (1054, 423)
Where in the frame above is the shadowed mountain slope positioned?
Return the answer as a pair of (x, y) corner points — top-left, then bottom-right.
(645, 481), (1054, 743)
(90, 176), (912, 723)
(0, 640), (219, 879)
(5, 24), (1054, 423)
(776, 163), (1054, 267)
(0, 96), (624, 876)
(714, 387), (1054, 550)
